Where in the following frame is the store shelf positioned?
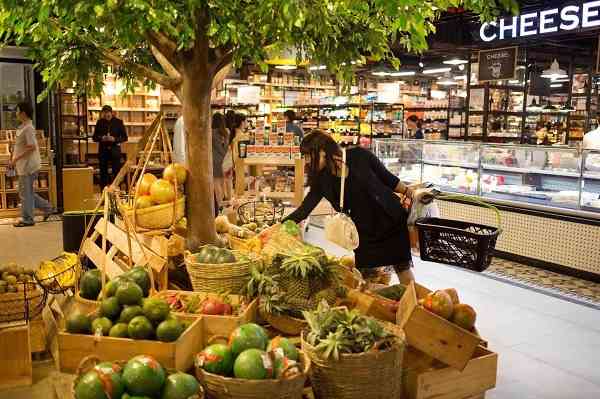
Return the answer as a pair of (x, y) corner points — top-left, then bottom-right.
(88, 106), (160, 112)
(423, 160), (479, 169)
(481, 164), (580, 178)
(247, 191), (295, 199)
(87, 121), (153, 126)
(162, 102), (182, 106)
(243, 158), (297, 167)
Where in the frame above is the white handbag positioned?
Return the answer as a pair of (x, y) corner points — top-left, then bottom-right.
(324, 148), (360, 251)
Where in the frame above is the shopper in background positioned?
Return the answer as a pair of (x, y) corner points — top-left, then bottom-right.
(173, 115), (187, 166)
(406, 115), (424, 139)
(283, 130), (416, 284)
(212, 112), (229, 207)
(93, 105), (128, 188)
(10, 102), (55, 227)
(222, 113), (247, 199)
(284, 110), (304, 139)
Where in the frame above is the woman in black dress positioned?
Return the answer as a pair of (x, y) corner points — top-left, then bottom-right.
(284, 131), (415, 284)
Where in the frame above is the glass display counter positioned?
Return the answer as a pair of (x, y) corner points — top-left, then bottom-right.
(373, 139), (600, 280)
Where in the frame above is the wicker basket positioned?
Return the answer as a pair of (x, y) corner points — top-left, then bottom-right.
(184, 250), (256, 294)
(265, 312), (308, 336)
(122, 196), (186, 230)
(0, 281), (47, 324)
(227, 235), (251, 251)
(196, 351), (310, 399)
(301, 322), (405, 399)
(73, 355), (204, 399)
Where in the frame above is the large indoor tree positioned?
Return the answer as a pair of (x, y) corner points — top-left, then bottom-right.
(0, 0), (517, 250)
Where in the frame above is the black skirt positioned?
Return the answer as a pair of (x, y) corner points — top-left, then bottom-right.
(354, 224), (412, 269)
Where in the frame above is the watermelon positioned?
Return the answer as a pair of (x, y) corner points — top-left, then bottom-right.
(229, 323), (269, 357)
(122, 355), (166, 397)
(161, 372), (200, 399)
(127, 267), (152, 297)
(74, 368), (123, 399)
(233, 349), (271, 380)
(92, 362), (125, 397)
(268, 336), (299, 361)
(196, 344), (234, 376)
(79, 269), (102, 300)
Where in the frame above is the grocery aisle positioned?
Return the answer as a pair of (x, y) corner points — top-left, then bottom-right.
(305, 228), (600, 399)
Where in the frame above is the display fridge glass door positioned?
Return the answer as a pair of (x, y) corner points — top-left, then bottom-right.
(581, 149), (600, 212)
(0, 62), (35, 129)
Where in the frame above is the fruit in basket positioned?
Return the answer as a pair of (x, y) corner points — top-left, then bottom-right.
(128, 315), (155, 340)
(215, 215), (230, 233)
(443, 288), (460, 305)
(100, 297), (122, 320)
(229, 323), (269, 357)
(126, 267), (152, 297)
(119, 305), (144, 323)
(0, 281), (7, 294)
(196, 343), (234, 376)
(109, 322), (130, 338)
(74, 368), (124, 399)
(135, 195), (154, 210)
(150, 179), (176, 205)
(4, 274), (17, 285)
(233, 349), (271, 380)
(273, 351), (297, 379)
(451, 304), (477, 330)
(142, 297), (171, 324)
(91, 362), (126, 399)
(137, 173), (158, 196)
(194, 245), (219, 263)
(163, 163), (187, 185)
(66, 313), (92, 334)
(161, 372), (200, 399)
(91, 317), (113, 336)
(79, 269), (102, 300)
(156, 318), (185, 342)
(268, 336), (299, 362)
(122, 355), (166, 397)
(198, 298), (226, 315)
(427, 291), (455, 320)
(215, 248), (236, 264)
(116, 281), (144, 306)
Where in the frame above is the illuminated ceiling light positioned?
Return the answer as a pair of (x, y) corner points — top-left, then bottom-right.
(508, 80), (520, 84)
(389, 71), (416, 77)
(552, 78), (569, 83)
(516, 65), (526, 70)
(541, 59), (567, 79)
(419, 62), (424, 68)
(443, 58), (468, 65)
(309, 65), (327, 71)
(454, 75), (467, 80)
(275, 65), (297, 70)
(458, 64), (465, 71)
(423, 67), (452, 74)
(550, 83), (563, 88)
(371, 71), (389, 77)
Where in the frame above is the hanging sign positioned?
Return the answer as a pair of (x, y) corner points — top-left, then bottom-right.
(480, 1), (600, 43)
(478, 47), (518, 82)
(236, 85), (261, 104)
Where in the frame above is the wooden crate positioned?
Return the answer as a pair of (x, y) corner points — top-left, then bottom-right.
(344, 289), (397, 323)
(52, 308), (204, 373)
(397, 281), (481, 371)
(29, 318), (47, 353)
(152, 290), (258, 347)
(402, 346), (497, 399)
(0, 323), (32, 389)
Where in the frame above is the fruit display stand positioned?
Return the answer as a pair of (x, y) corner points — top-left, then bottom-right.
(153, 290), (258, 347)
(402, 346), (498, 399)
(397, 281), (482, 371)
(0, 322), (32, 389)
(47, 303), (204, 373)
(234, 156), (305, 206)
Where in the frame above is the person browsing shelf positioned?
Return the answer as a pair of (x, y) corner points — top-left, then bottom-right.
(283, 130), (416, 284)
(93, 105), (128, 188)
(284, 110), (304, 139)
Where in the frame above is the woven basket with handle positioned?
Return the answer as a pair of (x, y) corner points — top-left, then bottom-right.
(195, 336), (310, 399)
(184, 250), (258, 294)
(301, 322), (406, 399)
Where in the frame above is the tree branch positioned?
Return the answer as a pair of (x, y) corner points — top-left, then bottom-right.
(146, 30), (179, 67)
(101, 49), (181, 90)
(150, 44), (182, 81)
(212, 50), (233, 77)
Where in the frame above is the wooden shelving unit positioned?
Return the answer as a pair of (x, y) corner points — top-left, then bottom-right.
(58, 87), (88, 167)
(160, 89), (181, 135)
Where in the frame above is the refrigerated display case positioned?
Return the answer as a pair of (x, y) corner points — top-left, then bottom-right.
(373, 138), (600, 280)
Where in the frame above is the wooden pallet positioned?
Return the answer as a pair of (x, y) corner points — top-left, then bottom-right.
(0, 323), (32, 389)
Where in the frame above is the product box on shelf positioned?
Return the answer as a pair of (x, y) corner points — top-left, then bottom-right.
(397, 281), (482, 371)
(402, 345), (497, 399)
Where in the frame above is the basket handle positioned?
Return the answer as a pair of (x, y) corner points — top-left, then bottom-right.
(76, 355), (101, 376)
(435, 193), (502, 230)
(278, 362), (302, 380)
(207, 335), (229, 345)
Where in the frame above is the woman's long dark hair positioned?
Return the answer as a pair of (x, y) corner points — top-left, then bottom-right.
(229, 113), (246, 145)
(300, 130), (342, 188)
(212, 112), (228, 140)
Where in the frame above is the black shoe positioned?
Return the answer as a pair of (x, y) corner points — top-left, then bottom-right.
(13, 221), (35, 227)
(43, 209), (59, 222)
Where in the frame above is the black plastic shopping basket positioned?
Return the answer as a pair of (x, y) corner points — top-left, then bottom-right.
(415, 194), (501, 272)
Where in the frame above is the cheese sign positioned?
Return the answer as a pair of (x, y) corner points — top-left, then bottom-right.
(480, 1), (600, 43)
(478, 47), (518, 82)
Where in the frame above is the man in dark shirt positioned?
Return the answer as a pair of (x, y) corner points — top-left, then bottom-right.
(284, 110), (304, 140)
(93, 105), (128, 188)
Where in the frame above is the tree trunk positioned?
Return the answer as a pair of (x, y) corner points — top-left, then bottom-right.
(181, 68), (217, 250)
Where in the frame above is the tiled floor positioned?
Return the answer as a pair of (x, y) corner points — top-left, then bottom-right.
(0, 222), (599, 398)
